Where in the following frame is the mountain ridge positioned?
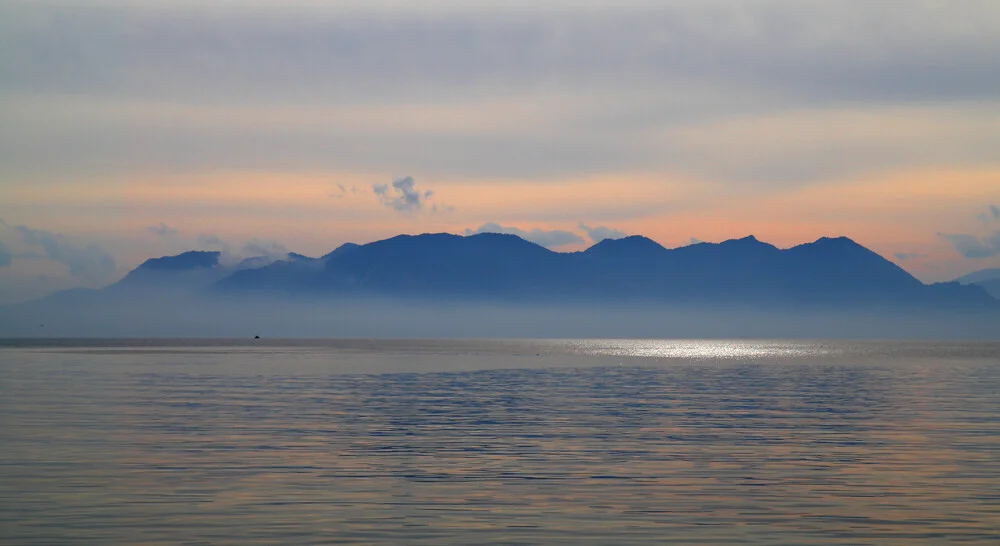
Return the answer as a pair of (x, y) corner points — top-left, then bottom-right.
(207, 232), (994, 309)
(954, 268), (1000, 299)
(7, 232), (996, 311)
(4, 232), (998, 339)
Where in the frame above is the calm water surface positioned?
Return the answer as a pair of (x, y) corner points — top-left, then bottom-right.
(2, 338), (999, 544)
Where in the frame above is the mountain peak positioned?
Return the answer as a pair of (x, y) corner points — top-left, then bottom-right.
(137, 251), (220, 271)
(789, 236), (871, 254)
(583, 235), (668, 258)
(321, 242), (360, 260)
(720, 235), (764, 245)
(286, 252), (315, 262)
(618, 235), (663, 245)
(399, 232), (462, 242)
(813, 236), (862, 247)
(704, 235), (779, 254)
(465, 232), (534, 243)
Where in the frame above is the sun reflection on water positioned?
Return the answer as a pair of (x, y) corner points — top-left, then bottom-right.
(562, 339), (834, 360)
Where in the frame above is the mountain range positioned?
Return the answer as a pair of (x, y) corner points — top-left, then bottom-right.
(4, 232), (998, 338)
(213, 233), (993, 308)
(30, 232), (993, 309)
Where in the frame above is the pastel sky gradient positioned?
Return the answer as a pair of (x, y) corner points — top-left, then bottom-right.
(2, 0), (1000, 303)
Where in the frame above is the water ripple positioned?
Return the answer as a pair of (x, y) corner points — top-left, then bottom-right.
(2, 339), (999, 544)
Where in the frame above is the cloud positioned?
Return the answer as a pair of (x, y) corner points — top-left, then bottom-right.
(579, 223), (627, 243)
(938, 232), (1000, 259)
(4, 2), (1000, 185)
(196, 234), (291, 262)
(894, 252), (927, 261)
(11, 224), (116, 280)
(0, 240), (11, 267)
(6, 2), (999, 105)
(196, 234), (242, 263)
(373, 176), (435, 213)
(146, 222), (178, 237)
(978, 204), (1000, 223)
(242, 239), (288, 260)
(197, 233), (229, 248)
(330, 183), (361, 199)
(941, 205), (1000, 258)
(465, 223), (584, 249)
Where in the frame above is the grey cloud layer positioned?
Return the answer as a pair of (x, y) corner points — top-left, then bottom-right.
(3, 1), (1000, 185)
(4, 2), (999, 102)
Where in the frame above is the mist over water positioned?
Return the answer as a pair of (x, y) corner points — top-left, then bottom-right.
(2, 296), (1000, 339)
(2, 338), (1000, 544)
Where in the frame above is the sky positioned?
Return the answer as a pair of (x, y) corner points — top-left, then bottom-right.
(2, 0), (1000, 304)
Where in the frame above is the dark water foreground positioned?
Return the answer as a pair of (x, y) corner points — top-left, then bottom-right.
(2, 339), (999, 544)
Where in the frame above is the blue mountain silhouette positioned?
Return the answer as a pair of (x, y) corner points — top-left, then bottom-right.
(954, 268), (1000, 299)
(211, 232), (994, 309)
(4, 232), (999, 338)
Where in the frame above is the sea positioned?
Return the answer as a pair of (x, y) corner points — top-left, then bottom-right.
(1, 338), (999, 544)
